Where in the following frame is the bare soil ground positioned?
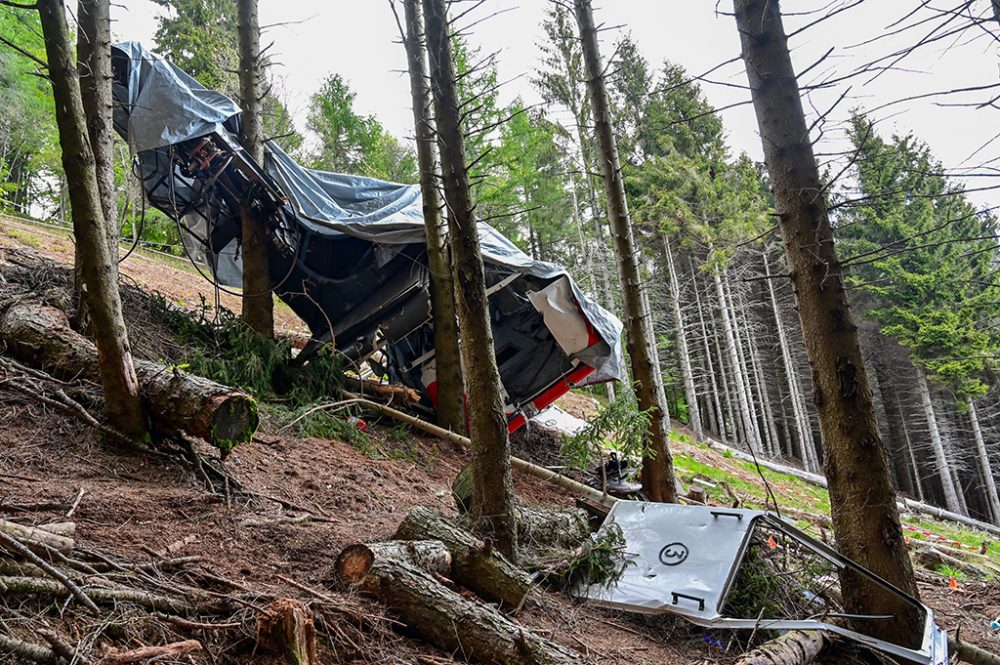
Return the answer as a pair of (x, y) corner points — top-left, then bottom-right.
(1, 217), (997, 664)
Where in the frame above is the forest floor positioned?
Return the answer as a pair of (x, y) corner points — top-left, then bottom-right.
(1, 215), (998, 664)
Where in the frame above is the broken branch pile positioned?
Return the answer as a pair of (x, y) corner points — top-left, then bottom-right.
(0, 513), (408, 665)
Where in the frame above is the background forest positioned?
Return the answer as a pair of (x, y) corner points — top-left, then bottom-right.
(1, 0), (998, 526)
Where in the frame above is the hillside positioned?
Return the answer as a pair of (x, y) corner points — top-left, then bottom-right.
(1, 216), (997, 663)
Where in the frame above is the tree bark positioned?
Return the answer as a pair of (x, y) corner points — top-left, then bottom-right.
(663, 235), (702, 441)
(76, 0), (116, 258)
(401, 0), (465, 435)
(574, 0), (677, 503)
(346, 557), (582, 665)
(394, 506), (531, 610)
(916, 368), (963, 514)
(733, 0), (920, 645)
(37, 0), (147, 439)
(423, 0), (517, 558)
(0, 302), (258, 449)
(968, 397), (1000, 525)
(735, 630), (830, 665)
(237, 0), (274, 336)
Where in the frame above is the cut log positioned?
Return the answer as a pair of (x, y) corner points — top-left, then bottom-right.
(256, 597), (318, 665)
(394, 506), (532, 610)
(0, 519), (74, 553)
(336, 540), (451, 583)
(453, 464), (591, 550)
(736, 630), (831, 665)
(949, 635), (1000, 665)
(98, 640), (202, 665)
(0, 302), (258, 449)
(349, 555), (583, 665)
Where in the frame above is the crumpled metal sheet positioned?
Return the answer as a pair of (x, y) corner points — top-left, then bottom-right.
(578, 502), (949, 665)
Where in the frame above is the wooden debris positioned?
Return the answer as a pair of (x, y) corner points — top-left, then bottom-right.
(0, 519), (74, 553)
(98, 639), (202, 664)
(394, 506), (533, 610)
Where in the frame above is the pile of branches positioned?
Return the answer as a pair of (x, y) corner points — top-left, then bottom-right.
(0, 515), (406, 664)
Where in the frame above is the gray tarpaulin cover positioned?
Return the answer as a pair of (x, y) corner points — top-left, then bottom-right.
(111, 42), (624, 388)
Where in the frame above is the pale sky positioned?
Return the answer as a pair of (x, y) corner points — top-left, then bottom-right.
(111, 1), (1000, 208)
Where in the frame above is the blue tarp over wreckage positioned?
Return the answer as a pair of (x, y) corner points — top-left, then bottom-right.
(110, 42), (623, 430)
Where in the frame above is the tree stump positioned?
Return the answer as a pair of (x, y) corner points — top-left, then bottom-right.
(257, 597), (318, 665)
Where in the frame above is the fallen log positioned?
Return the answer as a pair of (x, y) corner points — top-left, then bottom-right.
(336, 540), (452, 582)
(347, 555), (583, 665)
(0, 519), (74, 553)
(949, 635), (1000, 665)
(257, 598), (318, 665)
(912, 546), (987, 578)
(98, 640), (202, 665)
(452, 464), (591, 550)
(735, 630), (831, 665)
(394, 506), (532, 610)
(0, 302), (258, 449)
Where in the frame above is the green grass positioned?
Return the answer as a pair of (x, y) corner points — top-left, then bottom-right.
(668, 439), (1000, 571)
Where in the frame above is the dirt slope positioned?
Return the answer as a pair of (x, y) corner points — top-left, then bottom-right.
(1, 217), (997, 663)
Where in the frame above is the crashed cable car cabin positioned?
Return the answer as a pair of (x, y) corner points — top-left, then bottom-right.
(110, 43), (624, 430)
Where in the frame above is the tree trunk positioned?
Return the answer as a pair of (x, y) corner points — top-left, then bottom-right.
(423, 0), (517, 559)
(237, 0), (274, 337)
(76, 0), (116, 259)
(745, 305), (780, 458)
(394, 506), (531, 610)
(346, 557), (582, 665)
(916, 368), (963, 514)
(574, 0), (676, 503)
(690, 257), (728, 442)
(0, 302), (258, 449)
(663, 235), (702, 441)
(401, 0), (465, 435)
(733, 0), (919, 645)
(726, 275), (765, 452)
(714, 265), (758, 453)
(968, 396), (1000, 525)
(37, 0), (147, 439)
(765, 251), (818, 471)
